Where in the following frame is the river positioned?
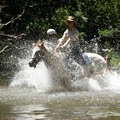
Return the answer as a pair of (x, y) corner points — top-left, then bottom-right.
(0, 58), (120, 120)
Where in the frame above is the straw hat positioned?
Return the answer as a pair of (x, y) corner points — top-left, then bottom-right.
(66, 16), (75, 22)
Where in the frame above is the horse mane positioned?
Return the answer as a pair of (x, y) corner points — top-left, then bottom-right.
(33, 39), (45, 48)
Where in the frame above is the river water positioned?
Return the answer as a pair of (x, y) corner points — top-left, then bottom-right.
(0, 58), (120, 120)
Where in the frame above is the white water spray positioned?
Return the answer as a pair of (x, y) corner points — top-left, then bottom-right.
(102, 71), (120, 91)
(87, 70), (120, 91)
(10, 58), (52, 92)
(10, 53), (120, 92)
(71, 69), (120, 92)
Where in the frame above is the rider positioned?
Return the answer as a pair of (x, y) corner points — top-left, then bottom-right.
(45, 28), (58, 51)
(55, 16), (85, 64)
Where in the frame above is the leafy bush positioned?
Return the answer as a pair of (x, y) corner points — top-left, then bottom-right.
(109, 49), (120, 66)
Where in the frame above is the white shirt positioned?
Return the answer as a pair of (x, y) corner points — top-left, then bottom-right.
(58, 27), (79, 50)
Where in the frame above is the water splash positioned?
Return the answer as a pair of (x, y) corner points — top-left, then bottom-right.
(10, 56), (120, 92)
(71, 70), (120, 92)
(10, 58), (52, 92)
(102, 71), (120, 91)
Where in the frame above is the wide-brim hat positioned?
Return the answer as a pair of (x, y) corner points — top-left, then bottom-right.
(66, 16), (75, 22)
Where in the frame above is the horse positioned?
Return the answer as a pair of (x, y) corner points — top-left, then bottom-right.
(28, 40), (107, 90)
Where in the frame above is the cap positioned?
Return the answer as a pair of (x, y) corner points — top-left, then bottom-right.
(47, 29), (57, 35)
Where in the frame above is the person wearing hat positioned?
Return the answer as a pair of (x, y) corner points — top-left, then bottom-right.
(55, 16), (83, 64)
(47, 28), (57, 36)
(45, 28), (58, 51)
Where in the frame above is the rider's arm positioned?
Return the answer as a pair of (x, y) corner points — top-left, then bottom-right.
(55, 31), (69, 51)
(61, 38), (70, 48)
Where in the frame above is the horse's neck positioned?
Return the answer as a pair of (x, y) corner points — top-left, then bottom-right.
(43, 47), (72, 81)
(43, 47), (59, 68)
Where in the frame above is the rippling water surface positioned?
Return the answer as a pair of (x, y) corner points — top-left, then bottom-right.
(0, 59), (120, 120)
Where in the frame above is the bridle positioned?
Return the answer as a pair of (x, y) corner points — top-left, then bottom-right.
(29, 48), (45, 68)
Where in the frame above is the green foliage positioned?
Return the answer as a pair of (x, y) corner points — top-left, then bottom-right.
(98, 28), (119, 37)
(26, 18), (41, 34)
(26, 18), (51, 35)
(52, 7), (69, 24)
(51, 7), (70, 34)
(109, 49), (120, 66)
(1, 0), (120, 37)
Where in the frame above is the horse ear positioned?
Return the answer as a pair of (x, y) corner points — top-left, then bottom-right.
(41, 41), (45, 48)
(36, 39), (44, 48)
(42, 40), (45, 45)
(38, 39), (42, 43)
(36, 39), (42, 47)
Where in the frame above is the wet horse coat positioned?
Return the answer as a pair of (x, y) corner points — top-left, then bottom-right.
(29, 40), (107, 89)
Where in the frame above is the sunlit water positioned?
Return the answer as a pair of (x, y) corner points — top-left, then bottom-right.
(0, 57), (120, 120)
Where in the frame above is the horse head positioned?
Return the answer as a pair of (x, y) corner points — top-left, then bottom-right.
(29, 40), (45, 68)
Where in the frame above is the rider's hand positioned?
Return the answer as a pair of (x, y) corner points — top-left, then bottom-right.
(54, 46), (60, 52)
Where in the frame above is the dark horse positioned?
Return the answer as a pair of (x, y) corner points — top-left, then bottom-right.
(29, 40), (107, 90)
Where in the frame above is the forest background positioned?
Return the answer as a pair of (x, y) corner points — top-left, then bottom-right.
(0, 0), (120, 81)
